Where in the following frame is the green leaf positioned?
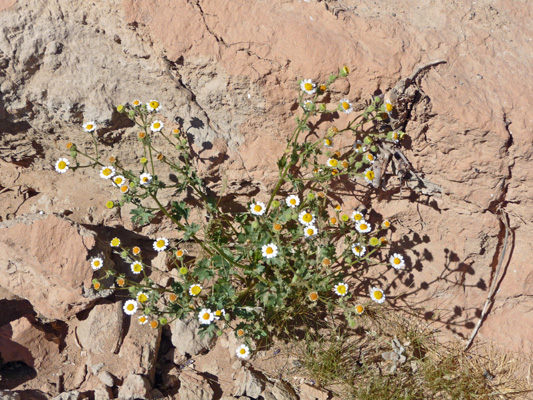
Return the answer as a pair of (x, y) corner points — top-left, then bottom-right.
(183, 223), (200, 241)
(171, 201), (190, 222)
(130, 206), (154, 226)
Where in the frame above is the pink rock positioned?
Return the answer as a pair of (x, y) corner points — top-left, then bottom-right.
(0, 214), (109, 320)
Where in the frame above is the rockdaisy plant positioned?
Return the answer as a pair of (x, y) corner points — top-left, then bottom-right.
(59, 68), (412, 359)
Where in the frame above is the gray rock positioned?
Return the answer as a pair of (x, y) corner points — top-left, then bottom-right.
(98, 371), (115, 387)
(0, 391), (21, 400)
(51, 392), (81, 400)
(77, 301), (124, 354)
(170, 318), (216, 357)
(118, 374), (153, 400)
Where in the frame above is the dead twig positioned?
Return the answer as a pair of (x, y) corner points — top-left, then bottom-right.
(464, 208), (510, 351)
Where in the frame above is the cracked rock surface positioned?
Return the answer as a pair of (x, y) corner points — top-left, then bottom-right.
(0, 0), (532, 397)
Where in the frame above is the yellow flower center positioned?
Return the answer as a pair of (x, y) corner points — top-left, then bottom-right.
(176, 250), (184, 257)
(342, 160), (349, 168)
(319, 84), (327, 91)
(392, 132), (399, 140)
(150, 320), (159, 329)
(386, 103), (393, 112)
(115, 177), (123, 184)
(93, 260), (100, 267)
(215, 310), (222, 316)
(331, 169), (338, 175)
(133, 264), (142, 272)
(356, 305), (364, 313)
(273, 224), (282, 231)
(338, 285), (346, 294)
(117, 278), (125, 286)
(329, 159), (338, 167)
(150, 101), (159, 109)
(153, 122), (161, 129)
(133, 247), (140, 255)
(94, 282), (100, 290)
(254, 205), (262, 212)
(353, 213), (362, 221)
(366, 171), (375, 181)
(330, 217), (337, 224)
(111, 238), (120, 246)
(120, 185), (128, 193)
(103, 168), (112, 176)
(307, 228), (314, 236)
(383, 221), (390, 227)
(302, 213), (313, 223)
(237, 329), (244, 336)
(322, 258), (331, 266)
(138, 294), (148, 303)
(133, 100), (140, 106)
(266, 247), (274, 255)
(202, 313), (211, 320)
(86, 124), (94, 130)
(374, 291), (383, 300)
(169, 294), (177, 302)
(355, 246), (362, 253)
(342, 102), (350, 110)
(367, 154), (374, 161)
(58, 161), (67, 169)
(324, 139), (332, 146)
(127, 304), (134, 311)
(191, 286), (201, 295)
(304, 83), (313, 91)
(290, 199), (296, 205)
(240, 348), (246, 354)
(309, 292), (318, 301)
(394, 258), (401, 265)
(142, 177), (148, 182)
(360, 224), (368, 231)
(156, 239), (166, 248)
(335, 205), (341, 210)
(139, 316), (146, 323)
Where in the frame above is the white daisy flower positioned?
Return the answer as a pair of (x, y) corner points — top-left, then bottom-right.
(262, 243), (278, 259)
(365, 153), (375, 164)
(146, 100), (161, 112)
(351, 210), (364, 222)
(390, 253), (405, 270)
(138, 315), (149, 325)
(137, 292), (148, 303)
(198, 308), (215, 325)
(356, 220), (372, 233)
(333, 282), (348, 297)
(351, 243), (366, 257)
(370, 287), (386, 303)
(214, 309), (226, 320)
(189, 284), (202, 296)
(304, 225), (318, 238)
(390, 131), (400, 143)
(91, 257), (104, 271)
(326, 158), (338, 168)
(110, 237), (121, 247)
(339, 99), (353, 114)
(354, 140), (366, 153)
(153, 237), (168, 252)
(83, 121), (97, 132)
(236, 344), (250, 359)
(364, 169), (375, 184)
(131, 261), (143, 274)
(123, 300), (138, 315)
(298, 210), (315, 226)
(250, 201), (266, 216)
(55, 158), (70, 174)
(303, 100), (314, 111)
(139, 173), (152, 185)
(113, 175), (126, 186)
(286, 195), (300, 208)
(354, 304), (365, 315)
(131, 99), (142, 107)
(120, 185), (129, 194)
(384, 100), (393, 113)
(382, 220), (391, 229)
(100, 166), (115, 180)
(323, 138), (333, 148)
(300, 79), (316, 95)
(150, 120), (164, 132)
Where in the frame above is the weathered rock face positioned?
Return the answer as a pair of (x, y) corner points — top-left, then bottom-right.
(0, 213), (109, 320)
(0, 0), (532, 396)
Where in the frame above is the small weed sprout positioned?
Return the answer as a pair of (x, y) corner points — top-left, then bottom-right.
(57, 68), (408, 357)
